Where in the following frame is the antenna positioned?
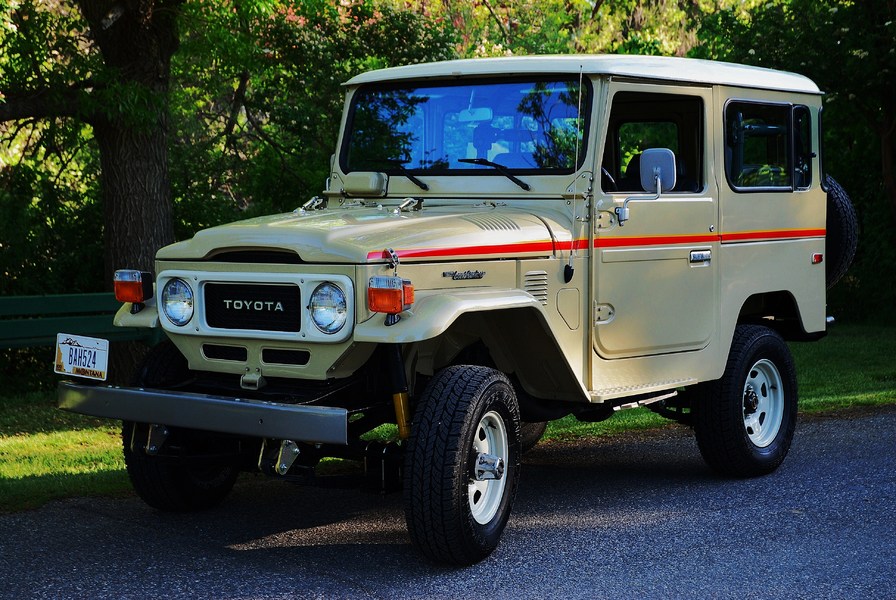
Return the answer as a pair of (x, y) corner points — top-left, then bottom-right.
(565, 66), (585, 284)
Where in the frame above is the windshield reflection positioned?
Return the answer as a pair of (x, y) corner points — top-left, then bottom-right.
(342, 78), (589, 174)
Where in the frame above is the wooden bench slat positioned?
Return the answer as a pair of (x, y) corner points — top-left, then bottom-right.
(0, 293), (122, 317)
(0, 293), (160, 349)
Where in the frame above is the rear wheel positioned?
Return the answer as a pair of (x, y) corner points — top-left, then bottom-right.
(123, 342), (239, 512)
(404, 365), (521, 565)
(693, 325), (797, 477)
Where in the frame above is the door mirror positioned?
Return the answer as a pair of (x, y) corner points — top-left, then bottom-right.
(640, 148), (677, 193)
(615, 148), (678, 227)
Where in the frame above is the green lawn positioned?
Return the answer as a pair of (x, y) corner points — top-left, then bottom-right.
(2, 322), (894, 513)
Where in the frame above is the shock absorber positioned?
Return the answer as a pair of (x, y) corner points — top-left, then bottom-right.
(386, 343), (412, 439)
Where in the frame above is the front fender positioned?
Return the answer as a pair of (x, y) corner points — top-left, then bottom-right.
(353, 288), (542, 344)
(113, 301), (160, 329)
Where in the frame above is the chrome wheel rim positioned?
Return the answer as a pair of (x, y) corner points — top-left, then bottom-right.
(468, 410), (508, 525)
(742, 358), (784, 448)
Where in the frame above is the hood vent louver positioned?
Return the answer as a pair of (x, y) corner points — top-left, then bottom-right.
(524, 270), (549, 305)
(460, 214), (522, 232)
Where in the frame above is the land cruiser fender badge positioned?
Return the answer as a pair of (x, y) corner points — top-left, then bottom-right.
(443, 270), (486, 280)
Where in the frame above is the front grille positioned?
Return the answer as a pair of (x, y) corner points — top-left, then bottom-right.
(204, 283), (301, 332)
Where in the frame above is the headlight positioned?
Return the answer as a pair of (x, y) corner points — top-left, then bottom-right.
(161, 278), (194, 326)
(309, 282), (347, 334)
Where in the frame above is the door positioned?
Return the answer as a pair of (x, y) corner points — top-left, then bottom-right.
(592, 82), (719, 359)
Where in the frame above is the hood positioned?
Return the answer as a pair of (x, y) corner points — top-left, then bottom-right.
(156, 204), (573, 264)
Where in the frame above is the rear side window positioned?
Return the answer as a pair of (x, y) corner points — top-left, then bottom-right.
(725, 101), (813, 191)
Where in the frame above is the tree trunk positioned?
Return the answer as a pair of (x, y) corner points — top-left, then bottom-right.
(76, 0), (183, 381)
(74, 0), (182, 282)
(94, 115), (174, 384)
(94, 116), (175, 284)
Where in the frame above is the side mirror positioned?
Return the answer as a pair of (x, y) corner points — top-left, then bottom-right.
(615, 148), (677, 227)
(639, 148), (677, 193)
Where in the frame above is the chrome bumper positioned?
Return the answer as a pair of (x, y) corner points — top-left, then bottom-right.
(57, 380), (348, 445)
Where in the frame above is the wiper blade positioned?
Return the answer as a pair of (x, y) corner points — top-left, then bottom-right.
(457, 158), (531, 191)
(379, 159), (429, 191)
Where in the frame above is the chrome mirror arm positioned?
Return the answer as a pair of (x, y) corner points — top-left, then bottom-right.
(615, 173), (662, 227)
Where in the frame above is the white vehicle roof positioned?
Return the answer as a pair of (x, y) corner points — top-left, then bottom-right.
(345, 54), (821, 95)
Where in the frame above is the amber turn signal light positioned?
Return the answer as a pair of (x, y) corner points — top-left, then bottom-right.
(368, 275), (414, 314)
(114, 270), (154, 303)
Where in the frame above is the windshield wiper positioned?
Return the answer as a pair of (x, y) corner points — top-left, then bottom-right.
(378, 159), (429, 191)
(457, 158), (531, 191)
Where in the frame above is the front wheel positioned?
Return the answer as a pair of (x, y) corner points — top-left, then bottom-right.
(404, 366), (521, 565)
(123, 342), (239, 512)
(693, 325), (798, 477)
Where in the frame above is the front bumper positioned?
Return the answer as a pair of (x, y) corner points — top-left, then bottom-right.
(58, 380), (348, 445)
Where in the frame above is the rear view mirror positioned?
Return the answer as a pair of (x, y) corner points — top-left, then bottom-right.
(639, 148), (677, 193)
(458, 107), (493, 123)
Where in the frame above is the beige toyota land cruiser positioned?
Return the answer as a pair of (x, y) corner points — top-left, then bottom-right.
(57, 55), (857, 565)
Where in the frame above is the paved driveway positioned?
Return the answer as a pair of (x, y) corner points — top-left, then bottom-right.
(1, 408), (893, 599)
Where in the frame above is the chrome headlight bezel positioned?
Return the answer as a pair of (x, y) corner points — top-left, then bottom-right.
(309, 282), (348, 335)
(161, 277), (194, 326)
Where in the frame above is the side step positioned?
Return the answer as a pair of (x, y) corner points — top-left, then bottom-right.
(589, 378), (696, 403)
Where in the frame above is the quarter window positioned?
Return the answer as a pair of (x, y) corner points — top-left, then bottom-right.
(725, 102), (813, 191)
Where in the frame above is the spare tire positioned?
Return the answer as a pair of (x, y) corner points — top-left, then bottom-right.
(824, 175), (859, 289)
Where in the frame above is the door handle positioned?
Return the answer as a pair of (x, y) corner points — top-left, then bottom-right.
(689, 250), (712, 264)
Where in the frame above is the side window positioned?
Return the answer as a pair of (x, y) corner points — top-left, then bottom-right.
(725, 102), (813, 191)
(601, 92), (703, 193)
(793, 106), (812, 190)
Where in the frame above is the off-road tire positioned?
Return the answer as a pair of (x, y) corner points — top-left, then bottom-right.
(693, 325), (797, 477)
(404, 365), (521, 565)
(123, 342), (239, 512)
(824, 175), (858, 290)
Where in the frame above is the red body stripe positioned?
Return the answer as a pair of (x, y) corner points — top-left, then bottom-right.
(366, 229), (826, 261)
(594, 234), (720, 248)
(719, 228), (826, 243)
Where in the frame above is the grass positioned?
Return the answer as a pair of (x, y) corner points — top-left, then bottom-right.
(0, 392), (130, 512)
(2, 322), (894, 513)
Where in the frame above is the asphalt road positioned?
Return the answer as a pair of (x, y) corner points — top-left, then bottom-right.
(1, 407), (893, 600)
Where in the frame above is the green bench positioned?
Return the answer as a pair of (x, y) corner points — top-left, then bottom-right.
(0, 293), (160, 349)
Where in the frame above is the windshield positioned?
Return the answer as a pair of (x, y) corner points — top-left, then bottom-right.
(341, 77), (590, 175)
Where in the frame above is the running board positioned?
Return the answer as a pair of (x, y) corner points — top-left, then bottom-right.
(589, 378), (696, 403)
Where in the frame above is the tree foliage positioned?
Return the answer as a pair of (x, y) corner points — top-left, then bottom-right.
(399, 0), (763, 57)
(169, 0), (455, 237)
(1, 0), (453, 295)
(1, 0), (893, 319)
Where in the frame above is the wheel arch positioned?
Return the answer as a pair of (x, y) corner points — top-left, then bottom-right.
(736, 290), (825, 342)
(408, 307), (589, 408)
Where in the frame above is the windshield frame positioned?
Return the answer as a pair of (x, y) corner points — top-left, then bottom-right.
(338, 75), (594, 179)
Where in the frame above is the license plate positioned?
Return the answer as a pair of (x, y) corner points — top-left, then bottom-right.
(54, 334), (109, 381)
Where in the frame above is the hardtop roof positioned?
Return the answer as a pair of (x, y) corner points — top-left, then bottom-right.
(344, 54), (821, 95)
